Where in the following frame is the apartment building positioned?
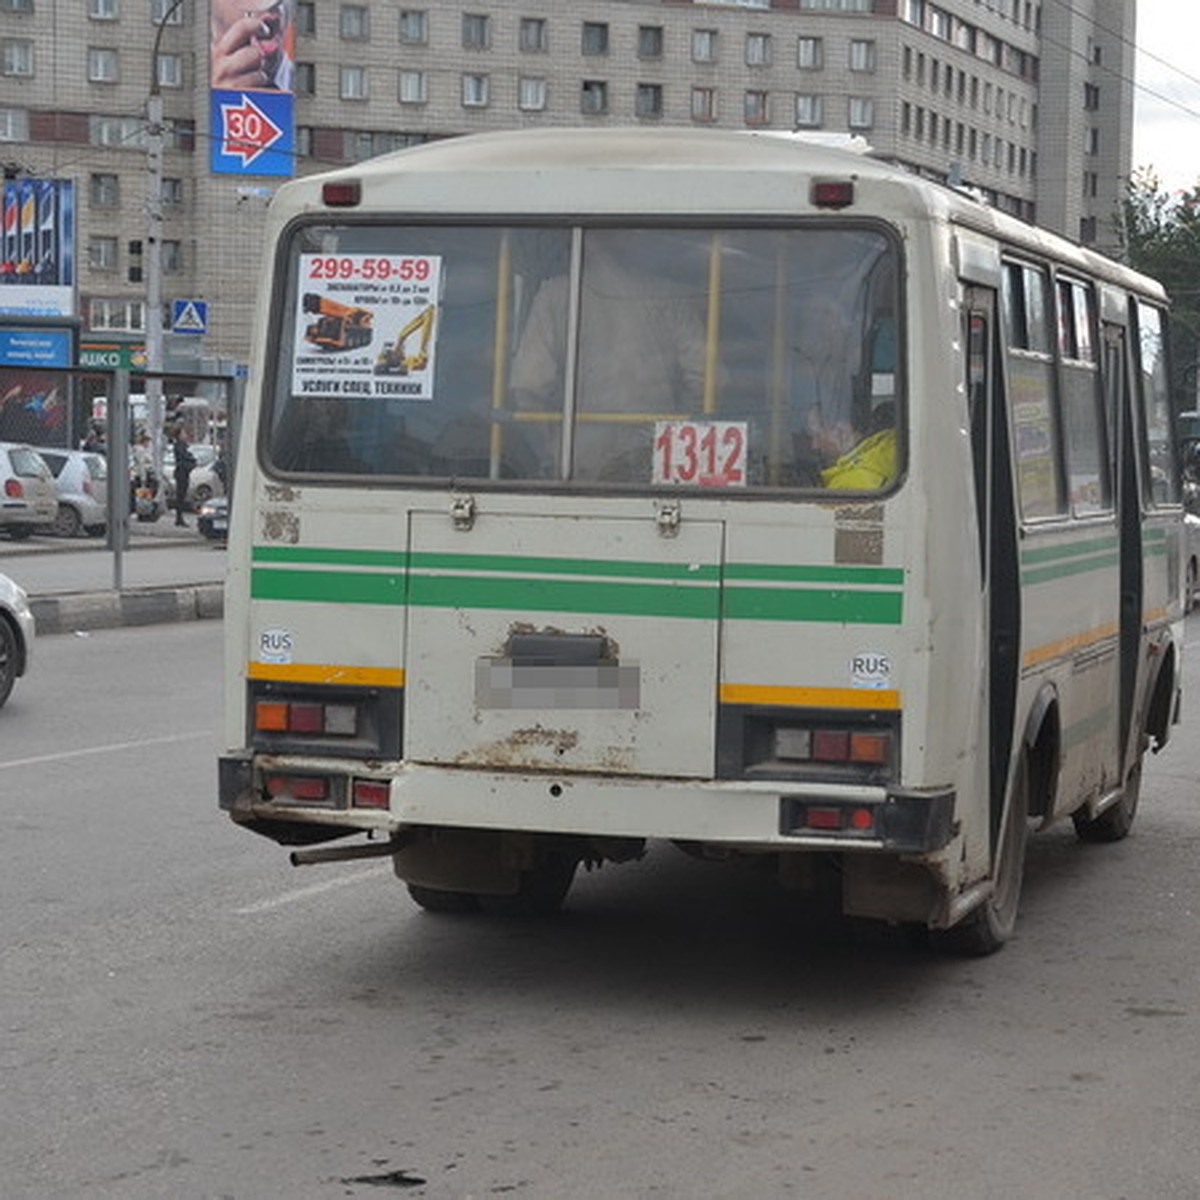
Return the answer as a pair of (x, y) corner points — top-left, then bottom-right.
(0, 0), (1136, 368)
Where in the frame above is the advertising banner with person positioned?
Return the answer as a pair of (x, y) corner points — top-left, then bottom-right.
(290, 253), (442, 401)
(210, 0), (295, 176)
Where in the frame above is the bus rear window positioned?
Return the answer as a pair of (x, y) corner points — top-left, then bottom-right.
(267, 223), (902, 493)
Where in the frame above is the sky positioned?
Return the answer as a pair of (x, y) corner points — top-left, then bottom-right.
(1132, 0), (1200, 193)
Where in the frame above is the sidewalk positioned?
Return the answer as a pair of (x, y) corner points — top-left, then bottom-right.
(5, 519), (226, 636)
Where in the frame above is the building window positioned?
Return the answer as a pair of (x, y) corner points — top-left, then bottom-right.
(519, 17), (547, 52)
(162, 240), (182, 274)
(801, 0), (871, 8)
(87, 48), (120, 83)
(90, 173), (119, 207)
(692, 29), (717, 64)
(90, 115), (144, 147)
(399, 70), (427, 104)
(156, 53), (181, 88)
(848, 97), (874, 129)
(151, 0), (184, 24)
(794, 94), (823, 127)
(89, 0), (117, 19)
(295, 62), (315, 95)
(580, 79), (608, 115)
(0, 0), (35, 11)
(744, 90), (769, 125)
(170, 118), (195, 152)
(636, 82), (663, 119)
(295, 1), (315, 36)
(340, 5), (369, 40)
(461, 73), (489, 107)
(519, 76), (546, 111)
(797, 37), (823, 70)
(89, 298), (144, 333)
(88, 236), (118, 272)
(638, 26), (663, 60)
(849, 40), (876, 72)
(296, 126), (314, 157)
(0, 107), (29, 141)
(340, 65), (368, 100)
(399, 10), (427, 45)
(746, 33), (771, 67)
(582, 22), (609, 56)
(2, 40), (35, 77)
(162, 177), (184, 208)
(691, 86), (717, 122)
(462, 13), (490, 49)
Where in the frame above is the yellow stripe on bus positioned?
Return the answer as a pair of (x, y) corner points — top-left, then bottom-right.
(247, 662), (405, 687)
(1022, 622), (1119, 670)
(720, 683), (901, 710)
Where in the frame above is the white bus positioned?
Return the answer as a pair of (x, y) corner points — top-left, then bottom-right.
(220, 129), (1183, 954)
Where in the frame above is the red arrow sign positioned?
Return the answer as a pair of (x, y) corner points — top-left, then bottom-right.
(218, 94), (283, 167)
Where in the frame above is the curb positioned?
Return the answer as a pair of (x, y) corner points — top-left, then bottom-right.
(30, 582), (224, 636)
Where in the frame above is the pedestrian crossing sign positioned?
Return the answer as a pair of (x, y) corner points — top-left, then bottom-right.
(171, 299), (208, 335)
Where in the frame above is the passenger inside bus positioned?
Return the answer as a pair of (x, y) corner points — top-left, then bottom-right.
(813, 401), (897, 490)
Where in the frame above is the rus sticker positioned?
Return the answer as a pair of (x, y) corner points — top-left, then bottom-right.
(259, 628), (294, 664)
(851, 652), (891, 689)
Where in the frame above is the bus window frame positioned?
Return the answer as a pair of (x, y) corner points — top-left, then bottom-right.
(257, 213), (909, 501)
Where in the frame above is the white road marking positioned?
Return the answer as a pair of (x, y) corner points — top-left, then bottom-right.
(0, 730), (211, 771)
(234, 865), (392, 915)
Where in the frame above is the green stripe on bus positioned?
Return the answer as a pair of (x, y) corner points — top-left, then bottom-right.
(723, 563), (904, 585)
(408, 573), (719, 619)
(251, 568), (405, 604)
(410, 551), (721, 581)
(723, 586), (903, 624)
(1021, 552), (1119, 586)
(253, 546), (407, 568)
(1020, 535), (1119, 566)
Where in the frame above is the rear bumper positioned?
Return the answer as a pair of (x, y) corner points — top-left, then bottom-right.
(219, 753), (955, 856)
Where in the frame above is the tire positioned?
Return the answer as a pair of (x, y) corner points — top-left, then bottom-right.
(52, 504), (82, 538)
(932, 751), (1030, 956)
(0, 616), (17, 709)
(84, 524), (106, 538)
(191, 483), (213, 508)
(6, 525), (33, 541)
(478, 854), (578, 917)
(406, 884), (480, 914)
(1073, 752), (1142, 844)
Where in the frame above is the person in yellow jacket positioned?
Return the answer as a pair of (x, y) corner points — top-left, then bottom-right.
(820, 424), (897, 490)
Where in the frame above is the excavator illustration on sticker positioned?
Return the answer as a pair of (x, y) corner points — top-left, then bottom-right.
(374, 304), (436, 376)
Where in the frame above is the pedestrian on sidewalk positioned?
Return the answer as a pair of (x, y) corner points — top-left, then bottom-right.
(170, 423), (196, 527)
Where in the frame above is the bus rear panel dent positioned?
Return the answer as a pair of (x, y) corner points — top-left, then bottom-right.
(222, 128), (1181, 955)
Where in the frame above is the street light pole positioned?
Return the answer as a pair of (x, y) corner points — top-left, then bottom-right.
(145, 0), (187, 478)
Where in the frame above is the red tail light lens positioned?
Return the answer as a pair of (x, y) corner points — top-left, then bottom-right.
(265, 774), (329, 802)
(352, 779), (390, 809)
(4, 479), (22, 498)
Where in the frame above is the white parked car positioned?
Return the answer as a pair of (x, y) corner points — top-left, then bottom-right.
(0, 442), (58, 540)
(0, 571), (34, 709)
(31, 447), (108, 538)
(163, 442), (227, 510)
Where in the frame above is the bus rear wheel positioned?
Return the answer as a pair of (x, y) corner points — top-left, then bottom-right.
(406, 884), (480, 914)
(932, 751), (1030, 957)
(478, 854), (578, 917)
(1073, 755), (1142, 844)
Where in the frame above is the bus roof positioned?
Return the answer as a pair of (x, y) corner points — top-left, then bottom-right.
(274, 127), (1163, 302)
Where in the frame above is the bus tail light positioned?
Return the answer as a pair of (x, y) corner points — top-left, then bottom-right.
(352, 779), (390, 809)
(322, 180), (361, 207)
(774, 725), (893, 767)
(265, 773), (330, 803)
(811, 179), (855, 209)
(255, 699), (359, 737)
(787, 802), (878, 836)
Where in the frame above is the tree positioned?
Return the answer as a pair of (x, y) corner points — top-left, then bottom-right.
(1120, 168), (1200, 411)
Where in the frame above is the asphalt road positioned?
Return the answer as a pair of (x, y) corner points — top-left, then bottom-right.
(3, 620), (1200, 1199)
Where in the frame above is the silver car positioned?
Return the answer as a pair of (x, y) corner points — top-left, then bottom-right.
(32, 447), (108, 538)
(0, 442), (58, 540)
(0, 571), (34, 709)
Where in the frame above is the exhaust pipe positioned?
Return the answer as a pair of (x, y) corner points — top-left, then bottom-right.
(290, 832), (414, 867)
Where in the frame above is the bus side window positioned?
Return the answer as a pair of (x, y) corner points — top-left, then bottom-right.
(967, 306), (990, 582)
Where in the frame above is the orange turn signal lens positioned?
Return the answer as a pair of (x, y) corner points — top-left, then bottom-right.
(255, 701), (290, 731)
